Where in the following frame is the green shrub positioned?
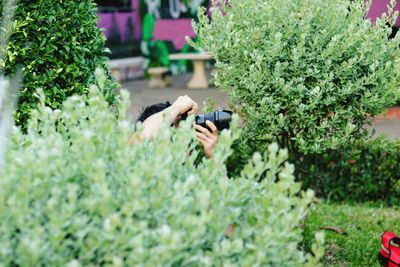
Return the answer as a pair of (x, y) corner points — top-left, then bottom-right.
(195, 0), (400, 164)
(195, 0), (400, 202)
(302, 137), (400, 205)
(0, 71), (323, 266)
(0, 0), (117, 128)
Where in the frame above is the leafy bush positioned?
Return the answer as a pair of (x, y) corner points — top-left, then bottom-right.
(195, 0), (400, 163)
(0, 71), (323, 266)
(302, 137), (400, 205)
(195, 0), (400, 203)
(0, 0), (116, 127)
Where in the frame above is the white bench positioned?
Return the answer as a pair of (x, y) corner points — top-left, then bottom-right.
(148, 67), (171, 88)
(169, 52), (213, 89)
(109, 57), (144, 82)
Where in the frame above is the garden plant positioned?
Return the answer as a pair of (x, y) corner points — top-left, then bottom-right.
(0, 70), (324, 265)
(0, 0), (116, 128)
(195, 0), (400, 203)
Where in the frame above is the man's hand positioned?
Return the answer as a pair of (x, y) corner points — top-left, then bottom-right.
(171, 95), (198, 116)
(195, 120), (218, 159)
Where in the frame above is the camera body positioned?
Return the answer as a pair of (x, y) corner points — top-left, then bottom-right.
(195, 109), (232, 131)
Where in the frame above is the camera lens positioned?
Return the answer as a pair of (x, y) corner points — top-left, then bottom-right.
(195, 109), (232, 131)
(215, 110), (232, 130)
(195, 114), (205, 126)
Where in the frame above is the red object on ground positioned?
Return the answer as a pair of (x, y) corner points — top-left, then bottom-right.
(152, 19), (196, 50)
(385, 108), (400, 119)
(374, 107), (400, 123)
(379, 231), (400, 267)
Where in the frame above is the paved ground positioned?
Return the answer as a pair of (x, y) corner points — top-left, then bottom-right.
(372, 117), (400, 139)
(121, 73), (400, 139)
(122, 72), (230, 122)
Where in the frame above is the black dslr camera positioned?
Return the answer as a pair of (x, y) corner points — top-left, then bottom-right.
(195, 109), (233, 131)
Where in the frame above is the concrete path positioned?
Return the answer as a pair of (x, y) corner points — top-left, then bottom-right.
(121, 74), (400, 139)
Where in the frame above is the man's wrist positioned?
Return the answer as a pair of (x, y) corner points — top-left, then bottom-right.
(166, 106), (180, 122)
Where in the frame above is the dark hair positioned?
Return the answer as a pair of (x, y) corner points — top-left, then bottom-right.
(136, 101), (171, 123)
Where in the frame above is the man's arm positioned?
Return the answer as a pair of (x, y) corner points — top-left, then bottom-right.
(129, 95), (198, 143)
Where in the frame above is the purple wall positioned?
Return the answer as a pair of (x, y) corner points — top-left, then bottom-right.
(367, 0), (400, 26)
(97, 0), (400, 44)
(97, 0), (141, 42)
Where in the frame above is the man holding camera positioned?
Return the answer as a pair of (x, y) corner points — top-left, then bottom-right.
(129, 95), (219, 159)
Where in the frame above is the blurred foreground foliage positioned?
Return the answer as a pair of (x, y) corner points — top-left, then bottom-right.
(0, 70), (323, 266)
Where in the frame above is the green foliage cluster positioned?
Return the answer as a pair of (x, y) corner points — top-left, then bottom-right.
(302, 138), (400, 205)
(0, 0), (116, 127)
(196, 0), (400, 158)
(195, 0), (400, 202)
(0, 71), (323, 266)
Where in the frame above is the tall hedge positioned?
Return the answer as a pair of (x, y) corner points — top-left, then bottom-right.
(0, 0), (116, 127)
(0, 72), (324, 266)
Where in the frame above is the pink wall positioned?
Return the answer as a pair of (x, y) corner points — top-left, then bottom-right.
(152, 19), (196, 50)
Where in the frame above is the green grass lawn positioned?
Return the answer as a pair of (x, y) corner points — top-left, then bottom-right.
(304, 203), (400, 266)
